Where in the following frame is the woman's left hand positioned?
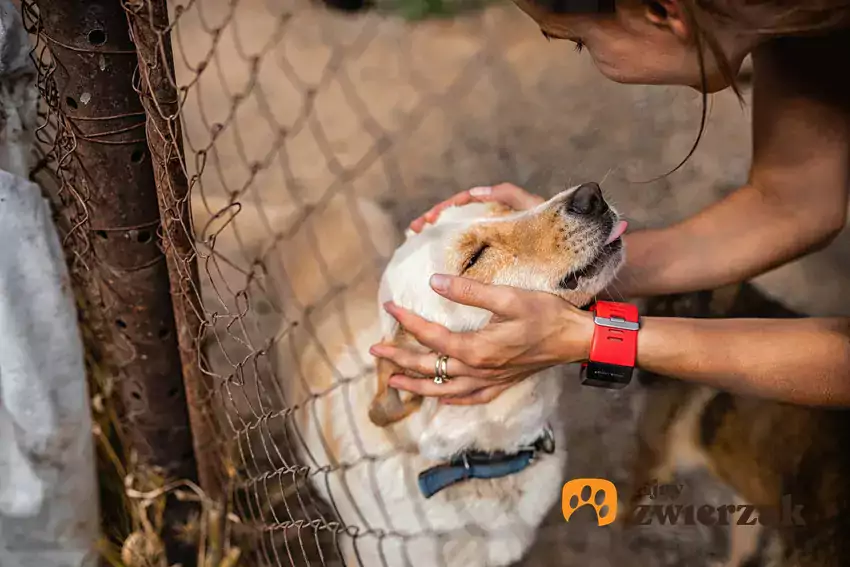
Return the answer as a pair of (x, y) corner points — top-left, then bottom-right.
(369, 274), (595, 405)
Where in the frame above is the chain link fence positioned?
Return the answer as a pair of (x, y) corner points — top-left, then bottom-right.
(19, 0), (771, 565)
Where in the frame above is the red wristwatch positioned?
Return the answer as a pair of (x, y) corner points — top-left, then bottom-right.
(579, 301), (640, 389)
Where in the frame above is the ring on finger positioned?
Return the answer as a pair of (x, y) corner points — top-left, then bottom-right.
(433, 354), (450, 384)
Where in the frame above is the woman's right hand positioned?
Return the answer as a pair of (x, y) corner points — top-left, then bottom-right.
(408, 183), (545, 234)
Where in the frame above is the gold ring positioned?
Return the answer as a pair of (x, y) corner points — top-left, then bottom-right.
(434, 354), (450, 384)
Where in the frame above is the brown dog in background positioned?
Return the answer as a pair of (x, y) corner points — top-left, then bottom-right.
(629, 283), (850, 567)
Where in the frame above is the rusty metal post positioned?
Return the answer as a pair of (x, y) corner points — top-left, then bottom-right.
(34, 1), (201, 564)
(123, 0), (225, 503)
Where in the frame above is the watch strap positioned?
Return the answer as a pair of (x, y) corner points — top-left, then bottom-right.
(580, 301), (639, 389)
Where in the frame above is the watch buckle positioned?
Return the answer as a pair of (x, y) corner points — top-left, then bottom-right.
(593, 314), (640, 331)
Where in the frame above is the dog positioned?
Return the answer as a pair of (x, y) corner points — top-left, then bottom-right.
(193, 182), (627, 567)
(627, 283), (850, 567)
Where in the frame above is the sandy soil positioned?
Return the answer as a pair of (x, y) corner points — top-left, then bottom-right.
(168, 0), (850, 565)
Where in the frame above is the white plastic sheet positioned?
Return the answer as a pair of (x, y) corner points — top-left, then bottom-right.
(0, 1), (100, 566)
(0, 172), (100, 567)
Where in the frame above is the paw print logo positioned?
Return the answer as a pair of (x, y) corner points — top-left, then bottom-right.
(562, 479), (618, 527)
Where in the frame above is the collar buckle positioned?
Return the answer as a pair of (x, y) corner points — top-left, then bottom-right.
(461, 452), (471, 472)
(537, 426), (556, 454)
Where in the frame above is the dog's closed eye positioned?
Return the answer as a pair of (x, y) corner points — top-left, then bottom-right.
(462, 244), (489, 273)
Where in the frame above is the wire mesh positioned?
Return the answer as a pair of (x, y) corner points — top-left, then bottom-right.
(115, 1), (579, 565)
(121, 1), (577, 564)
(20, 0), (761, 565)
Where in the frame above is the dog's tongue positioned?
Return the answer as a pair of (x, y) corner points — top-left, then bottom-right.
(604, 220), (628, 245)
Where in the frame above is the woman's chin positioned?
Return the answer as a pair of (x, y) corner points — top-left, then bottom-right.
(585, 52), (673, 86)
(592, 61), (678, 87)
(595, 61), (734, 92)
(587, 57), (643, 85)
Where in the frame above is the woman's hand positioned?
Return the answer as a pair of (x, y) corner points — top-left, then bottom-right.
(408, 183), (545, 234)
(369, 274), (595, 405)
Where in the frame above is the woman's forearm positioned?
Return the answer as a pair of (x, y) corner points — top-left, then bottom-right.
(610, 183), (845, 299)
(636, 315), (850, 406)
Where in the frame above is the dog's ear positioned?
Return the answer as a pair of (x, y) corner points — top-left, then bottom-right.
(368, 330), (425, 427)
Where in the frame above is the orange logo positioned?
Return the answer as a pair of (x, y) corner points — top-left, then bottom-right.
(562, 478), (618, 526)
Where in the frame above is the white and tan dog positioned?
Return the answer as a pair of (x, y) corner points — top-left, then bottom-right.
(194, 183), (627, 567)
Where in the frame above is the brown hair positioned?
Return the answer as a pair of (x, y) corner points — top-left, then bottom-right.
(669, 0), (850, 176)
(535, 0), (850, 177)
(685, 1), (850, 35)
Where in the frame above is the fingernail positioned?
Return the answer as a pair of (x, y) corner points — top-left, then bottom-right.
(383, 301), (396, 312)
(430, 274), (450, 293)
(388, 375), (403, 388)
(369, 345), (381, 356)
(469, 186), (492, 196)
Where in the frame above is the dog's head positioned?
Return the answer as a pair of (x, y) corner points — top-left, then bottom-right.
(369, 182), (627, 426)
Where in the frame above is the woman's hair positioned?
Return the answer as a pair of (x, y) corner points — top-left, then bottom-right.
(685, 1), (850, 35)
(537, 0), (850, 178)
(669, 0), (850, 176)
(682, 0), (850, 91)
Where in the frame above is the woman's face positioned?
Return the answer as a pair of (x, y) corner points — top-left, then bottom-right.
(512, 0), (757, 92)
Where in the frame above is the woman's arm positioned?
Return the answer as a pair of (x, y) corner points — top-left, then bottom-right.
(638, 315), (850, 406)
(374, 277), (850, 407)
(611, 36), (850, 299)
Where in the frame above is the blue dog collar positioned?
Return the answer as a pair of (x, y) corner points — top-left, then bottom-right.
(417, 427), (556, 499)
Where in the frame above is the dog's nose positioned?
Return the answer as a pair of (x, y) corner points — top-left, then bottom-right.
(566, 182), (605, 217)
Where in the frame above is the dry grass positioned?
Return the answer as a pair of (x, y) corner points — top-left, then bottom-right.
(77, 289), (244, 567)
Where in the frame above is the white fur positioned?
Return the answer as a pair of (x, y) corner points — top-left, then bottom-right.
(270, 189), (623, 567)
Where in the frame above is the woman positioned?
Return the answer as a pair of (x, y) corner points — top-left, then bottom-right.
(369, 0), (850, 407)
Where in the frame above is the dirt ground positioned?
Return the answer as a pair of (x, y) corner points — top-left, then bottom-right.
(170, 0), (850, 565)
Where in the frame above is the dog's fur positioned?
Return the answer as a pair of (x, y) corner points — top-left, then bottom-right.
(194, 186), (625, 567)
(628, 283), (850, 567)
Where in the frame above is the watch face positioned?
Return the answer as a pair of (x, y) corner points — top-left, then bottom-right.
(580, 361), (633, 389)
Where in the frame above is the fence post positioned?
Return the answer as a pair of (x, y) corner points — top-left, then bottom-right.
(122, 0), (224, 502)
(33, 1), (204, 563)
